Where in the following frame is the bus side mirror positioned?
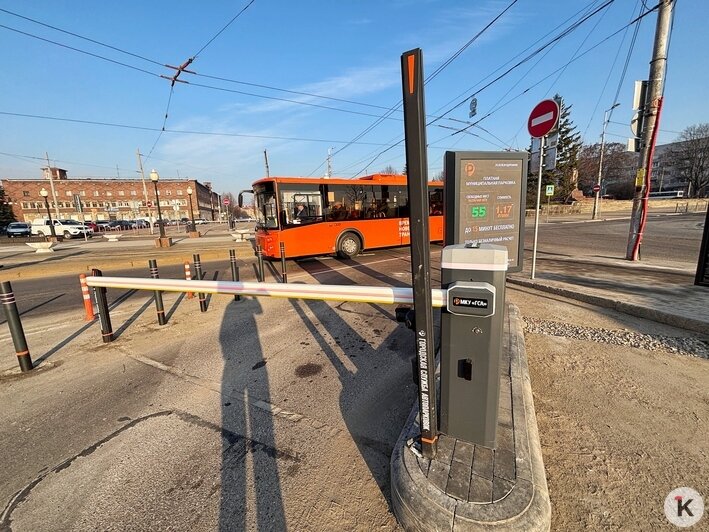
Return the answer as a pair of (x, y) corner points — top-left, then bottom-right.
(238, 189), (253, 208)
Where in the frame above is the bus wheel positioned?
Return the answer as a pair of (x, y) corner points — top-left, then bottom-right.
(337, 232), (361, 259)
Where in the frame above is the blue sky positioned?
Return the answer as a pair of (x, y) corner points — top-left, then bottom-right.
(1, 0), (706, 194)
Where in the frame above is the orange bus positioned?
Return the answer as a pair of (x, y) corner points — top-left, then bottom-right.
(239, 174), (443, 259)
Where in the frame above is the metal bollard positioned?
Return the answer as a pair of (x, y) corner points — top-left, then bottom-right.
(256, 245), (265, 282)
(229, 249), (241, 301)
(91, 268), (114, 343)
(1, 281), (33, 372)
(193, 254), (207, 312)
(184, 261), (193, 299)
(149, 260), (167, 325)
(280, 242), (288, 283)
(79, 273), (95, 321)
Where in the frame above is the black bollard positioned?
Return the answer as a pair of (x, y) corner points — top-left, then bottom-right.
(0, 281), (33, 372)
(193, 254), (207, 312)
(256, 245), (265, 282)
(280, 242), (287, 283)
(229, 249), (241, 301)
(149, 259), (167, 325)
(91, 268), (114, 343)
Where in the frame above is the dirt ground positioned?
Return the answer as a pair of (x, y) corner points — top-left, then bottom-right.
(509, 285), (709, 531)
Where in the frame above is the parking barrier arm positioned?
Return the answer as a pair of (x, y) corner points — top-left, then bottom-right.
(84, 277), (447, 307)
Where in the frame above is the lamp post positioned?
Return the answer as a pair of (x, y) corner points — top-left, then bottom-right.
(592, 102), (620, 220)
(39, 188), (56, 238)
(187, 186), (196, 233)
(150, 169), (166, 239)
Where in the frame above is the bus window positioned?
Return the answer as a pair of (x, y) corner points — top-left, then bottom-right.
(327, 185), (370, 221)
(254, 182), (279, 228)
(429, 187), (443, 215)
(280, 184), (323, 225)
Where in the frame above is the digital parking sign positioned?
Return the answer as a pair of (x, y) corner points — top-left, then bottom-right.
(444, 151), (528, 272)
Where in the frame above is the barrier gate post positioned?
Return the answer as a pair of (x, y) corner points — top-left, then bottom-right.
(440, 243), (508, 447)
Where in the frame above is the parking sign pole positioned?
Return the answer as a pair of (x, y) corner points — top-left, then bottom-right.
(531, 135), (545, 280)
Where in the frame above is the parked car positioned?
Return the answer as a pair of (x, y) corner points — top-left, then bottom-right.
(134, 219), (150, 229)
(31, 218), (91, 239)
(194, 218), (209, 225)
(84, 221), (98, 233)
(6, 222), (32, 238)
(108, 220), (134, 230)
(95, 221), (111, 230)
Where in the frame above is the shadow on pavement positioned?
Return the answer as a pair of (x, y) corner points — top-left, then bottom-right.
(218, 298), (287, 530)
(287, 295), (414, 508)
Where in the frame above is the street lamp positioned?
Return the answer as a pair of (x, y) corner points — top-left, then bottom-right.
(592, 102), (620, 220)
(186, 186), (196, 233)
(150, 169), (166, 239)
(39, 188), (57, 238)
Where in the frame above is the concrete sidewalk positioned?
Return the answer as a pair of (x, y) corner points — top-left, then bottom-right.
(509, 252), (709, 335)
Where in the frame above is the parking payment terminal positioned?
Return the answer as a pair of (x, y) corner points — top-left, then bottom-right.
(440, 243), (508, 447)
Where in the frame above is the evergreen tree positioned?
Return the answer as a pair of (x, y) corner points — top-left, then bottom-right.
(0, 187), (16, 226)
(552, 94), (582, 201)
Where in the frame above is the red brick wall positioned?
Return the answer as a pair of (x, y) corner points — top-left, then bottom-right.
(1, 178), (220, 222)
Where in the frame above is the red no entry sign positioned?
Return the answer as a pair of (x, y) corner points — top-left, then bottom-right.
(528, 99), (560, 138)
(593, 184), (601, 193)
(223, 199), (230, 205)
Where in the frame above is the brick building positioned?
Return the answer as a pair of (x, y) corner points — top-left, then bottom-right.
(2, 168), (222, 223)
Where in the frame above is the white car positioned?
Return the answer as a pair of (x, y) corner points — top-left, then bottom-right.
(194, 218), (209, 225)
(31, 218), (92, 239)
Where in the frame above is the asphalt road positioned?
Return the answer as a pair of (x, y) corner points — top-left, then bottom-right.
(3, 212), (703, 327)
(525, 211), (705, 266)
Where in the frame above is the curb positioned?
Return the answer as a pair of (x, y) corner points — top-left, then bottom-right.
(507, 277), (709, 334)
(390, 305), (550, 531)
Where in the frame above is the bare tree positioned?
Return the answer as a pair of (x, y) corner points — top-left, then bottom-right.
(671, 123), (709, 197)
(380, 165), (399, 175)
(578, 142), (633, 197)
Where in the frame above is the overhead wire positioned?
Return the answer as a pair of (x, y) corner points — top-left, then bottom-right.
(581, 0), (642, 137)
(343, 0), (614, 176)
(0, 110), (393, 146)
(191, 0), (256, 59)
(0, 7), (165, 67)
(433, 0), (617, 128)
(424, 0), (520, 83)
(320, 0), (522, 177)
(438, 2), (659, 143)
(0, 23), (161, 78)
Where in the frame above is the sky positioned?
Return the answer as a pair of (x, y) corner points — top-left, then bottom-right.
(1, 0), (706, 195)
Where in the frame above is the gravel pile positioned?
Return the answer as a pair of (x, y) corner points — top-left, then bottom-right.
(523, 317), (709, 359)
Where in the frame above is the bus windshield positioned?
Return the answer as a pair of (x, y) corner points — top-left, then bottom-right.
(254, 182), (279, 229)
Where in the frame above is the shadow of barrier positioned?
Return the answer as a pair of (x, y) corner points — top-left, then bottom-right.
(81, 274), (550, 530)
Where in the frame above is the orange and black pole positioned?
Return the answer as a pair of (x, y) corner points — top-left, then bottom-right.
(401, 48), (438, 459)
(1, 281), (33, 372)
(149, 259), (167, 325)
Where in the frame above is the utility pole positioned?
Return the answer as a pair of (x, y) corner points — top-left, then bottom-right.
(263, 150), (270, 177)
(136, 149), (154, 235)
(592, 103), (620, 220)
(44, 152), (60, 218)
(326, 147), (333, 178)
(626, 0), (674, 260)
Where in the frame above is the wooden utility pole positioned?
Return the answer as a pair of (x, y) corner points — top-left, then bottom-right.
(626, 0), (674, 260)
